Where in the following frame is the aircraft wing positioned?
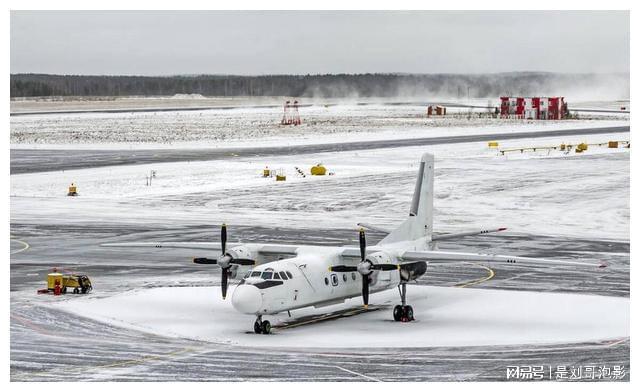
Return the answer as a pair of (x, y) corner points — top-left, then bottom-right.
(400, 250), (604, 268)
(101, 241), (300, 256)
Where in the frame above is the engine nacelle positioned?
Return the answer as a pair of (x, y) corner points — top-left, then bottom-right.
(226, 245), (254, 261)
(399, 261), (427, 282)
(366, 251), (393, 265)
(229, 265), (253, 279)
(366, 251), (394, 286)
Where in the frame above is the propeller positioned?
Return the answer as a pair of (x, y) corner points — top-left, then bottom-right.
(329, 228), (400, 308)
(219, 224), (230, 299)
(193, 224), (255, 300)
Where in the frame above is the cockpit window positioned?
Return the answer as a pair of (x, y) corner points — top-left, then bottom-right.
(286, 271), (293, 279)
(251, 271), (261, 277)
(279, 272), (288, 280)
(261, 271), (273, 280)
(244, 271), (251, 279)
(272, 272), (281, 280)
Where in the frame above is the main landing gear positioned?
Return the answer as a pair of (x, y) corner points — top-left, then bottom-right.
(253, 315), (271, 334)
(393, 283), (414, 322)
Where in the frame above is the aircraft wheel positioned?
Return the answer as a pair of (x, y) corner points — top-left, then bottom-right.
(393, 305), (403, 321)
(254, 320), (262, 334)
(261, 320), (271, 335)
(405, 305), (414, 321)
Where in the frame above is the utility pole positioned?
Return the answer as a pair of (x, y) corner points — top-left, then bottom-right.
(146, 170), (157, 186)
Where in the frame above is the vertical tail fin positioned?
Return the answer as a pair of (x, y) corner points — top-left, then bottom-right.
(378, 153), (434, 246)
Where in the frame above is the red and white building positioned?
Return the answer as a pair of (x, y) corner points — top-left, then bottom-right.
(500, 96), (567, 120)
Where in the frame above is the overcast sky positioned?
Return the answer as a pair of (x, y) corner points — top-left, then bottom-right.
(10, 10), (629, 75)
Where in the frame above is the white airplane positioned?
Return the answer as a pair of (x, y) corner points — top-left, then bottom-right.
(103, 153), (602, 334)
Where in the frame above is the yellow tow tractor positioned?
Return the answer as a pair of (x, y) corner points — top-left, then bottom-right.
(38, 269), (93, 295)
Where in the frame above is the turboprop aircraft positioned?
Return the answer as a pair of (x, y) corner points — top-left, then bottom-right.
(103, 153), (602, 334)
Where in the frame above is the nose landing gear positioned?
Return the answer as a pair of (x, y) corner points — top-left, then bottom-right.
(253, 315), (272, 334)
(393, 283), (414, 322)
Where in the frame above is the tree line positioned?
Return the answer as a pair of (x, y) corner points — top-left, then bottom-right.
(10, 72), (628, 99)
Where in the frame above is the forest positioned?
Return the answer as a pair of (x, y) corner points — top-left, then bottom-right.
(10, 72), (629, 99)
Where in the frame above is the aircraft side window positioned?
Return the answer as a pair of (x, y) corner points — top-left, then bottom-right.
(324, 277), (329, 286)
(280, 272), (288, 280)
(261, 271), (273, 280)
(286, 271), (293, 279)
(331, 274), (339, 286)
(351, 272), (357, 281)
(251, 271), (261, 277)
(342, 274), (347, 282)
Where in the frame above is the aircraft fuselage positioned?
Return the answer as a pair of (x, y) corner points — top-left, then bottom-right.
(231, 251), (402, 315)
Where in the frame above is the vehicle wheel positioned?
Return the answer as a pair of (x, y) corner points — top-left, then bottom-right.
(254, 320), (262, 334)
(73, 288), (79, 294)
(405, 306), (414, 321)
(393, 305), (403, 321)
(261, 320), (271, 335)
(62, 287), (67, 294)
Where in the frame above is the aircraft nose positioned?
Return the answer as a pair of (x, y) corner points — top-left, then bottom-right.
(231, 284), (262, 314)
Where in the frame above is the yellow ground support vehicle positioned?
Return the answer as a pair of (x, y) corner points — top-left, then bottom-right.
(46, 272), (92, 294)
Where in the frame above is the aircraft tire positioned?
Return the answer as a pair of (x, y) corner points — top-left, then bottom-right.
(393, 305), (403, 321)
(261, 320), (271, 335)
(405, 306), (414, 321)
(254, 320), (262, 334)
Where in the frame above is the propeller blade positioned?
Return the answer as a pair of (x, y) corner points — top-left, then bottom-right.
(221, 267), (229, 299)
(221, 223), (227, 255)
(329, 265), (357, 272)
(230, 258), (255, 266)
(193, 257), (217, 264)
(359, 228), (366, 262)
(371, 263), (400, 271)
(362, 275), (369, 308)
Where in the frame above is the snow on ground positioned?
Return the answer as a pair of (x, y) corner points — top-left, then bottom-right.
(11, 101), (630, 353)
(10, 132), (629, 240)
(9, 95), (284, 113)
(10, 103), (629, 149)
(51, 285), (629, 348)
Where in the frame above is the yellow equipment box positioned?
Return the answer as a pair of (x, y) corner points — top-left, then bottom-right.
(276, 174), (286, 181)
(67, 183), (78, 196)
(488, 141), (499, 148)
(47, 273), (64, 290)
(310, 164), (327, 176)
(608, 141), (619, 148)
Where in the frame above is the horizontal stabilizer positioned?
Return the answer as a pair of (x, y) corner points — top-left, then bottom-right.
(356, 223), (391, 234)
(431, 227), (507, 241)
